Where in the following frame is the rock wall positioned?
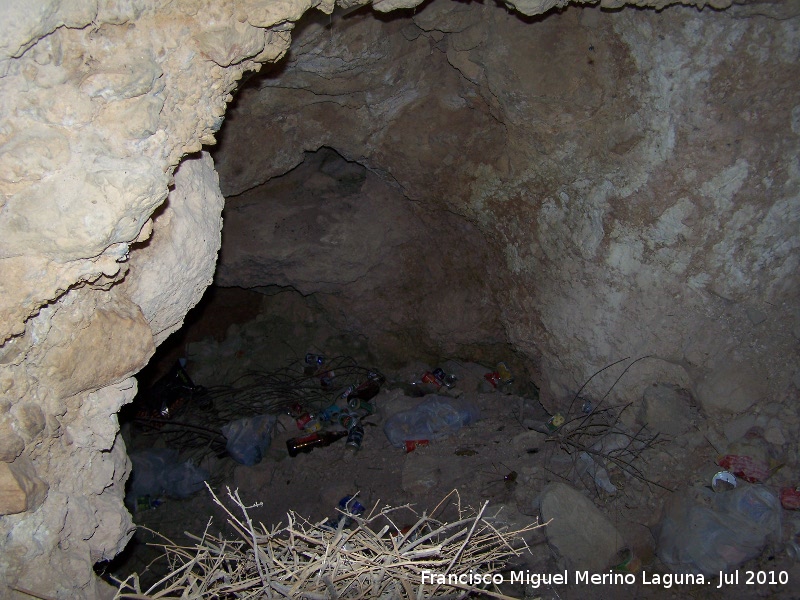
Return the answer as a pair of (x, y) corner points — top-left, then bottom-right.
(0, 1), (302, 597)
(0, 0), (797, 598)
(213, 0), (800, 416)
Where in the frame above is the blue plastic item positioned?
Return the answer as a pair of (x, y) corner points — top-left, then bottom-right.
(657, 482), (782, 576)
(383, 396), (481, 448)
(125, 448), (209, 509)
(221, 414), (277, 466)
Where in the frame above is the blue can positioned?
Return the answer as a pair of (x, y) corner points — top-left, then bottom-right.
(346, 424), (365, 452)
(338, 495), (365, 516)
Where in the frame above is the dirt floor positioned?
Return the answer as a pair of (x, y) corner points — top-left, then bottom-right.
(106, 290), (800, 600)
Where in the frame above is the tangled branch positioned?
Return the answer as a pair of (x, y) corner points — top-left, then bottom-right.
(112, 486), (542, 600)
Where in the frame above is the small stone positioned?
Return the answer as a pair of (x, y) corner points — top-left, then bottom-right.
(695, 363), (766, 414)
(539, 482), (627, 571)
(745, 307), (767, 326)
(639, 383), (691, 436)
(723, 414), (757, 443)
(764, 425), (786, 446)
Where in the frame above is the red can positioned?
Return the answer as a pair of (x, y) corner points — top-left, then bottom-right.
(296, 413), (313, 430)
(421, 372), (442, 388)
(405, 440), (430, 453)
(484, 372), (501, 388)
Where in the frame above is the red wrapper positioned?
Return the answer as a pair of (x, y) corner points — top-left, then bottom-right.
(717, 454), (769, 483)
(405, 440), (430, 453)
(780, 487), (800, 510)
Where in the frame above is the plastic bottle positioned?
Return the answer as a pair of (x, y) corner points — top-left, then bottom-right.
(286, 430), (347, 457)
(383, 396), (481, 449)
(348, 379), (381, 402)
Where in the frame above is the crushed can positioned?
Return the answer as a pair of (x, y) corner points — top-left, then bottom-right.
(295, 412), (313, 430)
(304, 353), (324, 375)
(781, 487), (800, 510)
(318, 404), (342, 423)
(421, 371), (442, 388)
(320, 371), (336, 390)
(496, 362), (513, 384)
(338, 411), (358, 429)
(711, 470), (737, 493)
(346, 423), (365, 452)
(332, 495), (366, 528)
(296, 413), (321, 432)
(484, 372), (501, 388)
(305, 353), (325, 366)
(546, 413), (565, 432)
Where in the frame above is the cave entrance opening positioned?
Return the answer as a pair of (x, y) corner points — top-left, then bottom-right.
(110, 141), (540, 588)
(108, 2), (550, 592)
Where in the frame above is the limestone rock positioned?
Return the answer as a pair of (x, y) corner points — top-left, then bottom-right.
(80, 56), (162, 101)
(196, 22), (266, 67)
(125, 152), (224, 345)
(0, 458), (48, 516)
(539, 482), (627, 571)
(696, 361), (768, 414)
(35, 290), (155, 400)
(638, 383), (692, 437)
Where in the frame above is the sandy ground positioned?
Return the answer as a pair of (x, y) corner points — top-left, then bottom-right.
(110, 369), (800, 600)
(106, 288), (800, 599)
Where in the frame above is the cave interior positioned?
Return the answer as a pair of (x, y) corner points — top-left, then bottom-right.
(1, 0), (799, 598)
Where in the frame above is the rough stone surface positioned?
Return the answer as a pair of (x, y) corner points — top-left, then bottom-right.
(213, 0), (800, 421)
(215, 147), (506, 364)
(0, 0), (299, 594)
(539, 481), (627, 571)
(124, 152), (225, 346)
(638, 383), (693, 436)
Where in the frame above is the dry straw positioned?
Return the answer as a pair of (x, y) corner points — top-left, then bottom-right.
(113, 484), (542, 600)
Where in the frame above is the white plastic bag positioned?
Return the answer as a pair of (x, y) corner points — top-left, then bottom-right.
(657, 483), (781, 576)
(383, 396), (481, 448)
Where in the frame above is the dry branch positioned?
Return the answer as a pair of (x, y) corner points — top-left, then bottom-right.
(113, 485), (541, 600)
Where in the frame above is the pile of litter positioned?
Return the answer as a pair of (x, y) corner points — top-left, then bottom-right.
(131, 355), (386, 465)
(113, 487), (540, 600)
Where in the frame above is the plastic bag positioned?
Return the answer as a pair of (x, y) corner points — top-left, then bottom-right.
(383, 396), (481, 448)
(126, 449), (209, 508)
(656, 483), (781, 576)
(221, 414), (277, 466)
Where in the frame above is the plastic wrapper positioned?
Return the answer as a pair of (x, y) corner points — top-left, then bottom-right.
(656, 483), (781, 576)
(126, 448), (209, 508)
(222, 414), (277, 466)
(383, 396), (480, 449)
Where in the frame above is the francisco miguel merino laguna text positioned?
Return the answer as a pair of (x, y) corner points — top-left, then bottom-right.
(420, 570), (744, 589)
